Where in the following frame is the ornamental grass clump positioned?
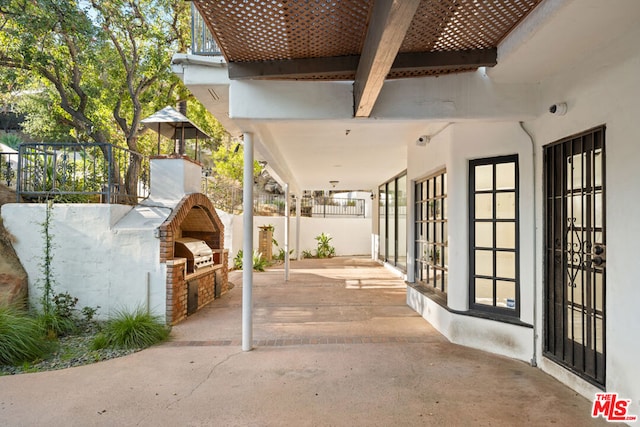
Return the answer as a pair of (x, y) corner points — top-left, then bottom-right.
(0, 306), (52, 365)
(91, 307), (170, 350)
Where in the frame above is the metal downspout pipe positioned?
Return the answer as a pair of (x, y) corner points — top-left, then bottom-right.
(520, 122), (538, 367)
(242, 132), (254, 352)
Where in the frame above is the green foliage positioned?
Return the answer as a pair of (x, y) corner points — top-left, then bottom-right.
(91, 306), (170, 350)
(37, 312), (77, 338)
(233, 249), (269, 271)
(252, 251), (268, 272)
(52, 292), (78, 320)
(315, 232), (336, 258)
(0, 134), (21, 149)
(211, 142), (263, 184)
(272, 235), (293, 262)
(233, 249), (244, 270)
(302, 250), (314, 259)
(0, 0), (198, 166)
(0, 306), (52, 365)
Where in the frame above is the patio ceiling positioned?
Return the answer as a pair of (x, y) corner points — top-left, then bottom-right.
(178, 0), (640, 194)
(193, 0), (541, 117)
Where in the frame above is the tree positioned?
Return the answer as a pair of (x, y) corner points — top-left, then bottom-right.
(0, 0), (191, 198)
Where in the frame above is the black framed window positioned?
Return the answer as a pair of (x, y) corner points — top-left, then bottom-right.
(415, 170), (448, 294)
(469, 156), (519, 315)
(378, 172), (407, 271)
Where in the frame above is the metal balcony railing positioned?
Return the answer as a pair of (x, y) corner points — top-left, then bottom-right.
(201, 177), (366, 218)
(16, 142), (149, 204)
(191, 3), (222, 56)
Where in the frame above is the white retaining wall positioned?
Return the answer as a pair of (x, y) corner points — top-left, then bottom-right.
(1, 203), (168, 320)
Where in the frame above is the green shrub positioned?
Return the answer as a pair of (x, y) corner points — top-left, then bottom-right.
(252, 251), (268, 271)
(302, 250), (314, 259)
(233, 249), (269, 271)
(37, 312), (77, 338)
(0, 306), (52, 365)
(234, 249), (244, 269)
(92, 307), (170, 350)
(315, 232), (336, 258)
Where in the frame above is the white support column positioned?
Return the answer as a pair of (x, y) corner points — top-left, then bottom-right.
(295, 194), (302, 260)
(284, 183), (290, 281)
(242, 132), (254, 352)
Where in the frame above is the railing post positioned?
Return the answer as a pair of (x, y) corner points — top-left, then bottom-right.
(106, 143), (112, 204)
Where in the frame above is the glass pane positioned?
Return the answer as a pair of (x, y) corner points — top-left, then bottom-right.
(388, 181), (396, 263)
(594, 191), (603, 228)
(435, 175), (442, 196)
(569, 195), (583, 227)
(496, 251), (516, 279)
(475, 164), (493, 191)
(595, 272), (604, 312)
(567, 269), (582, 305)
(475, 250), (493, 276)
(496, 192), (515, 219)
(496, 222), (516, 249)
(496, 280), (516, 308)
(475, 278), (493, 305)
(475, 194), (493, 219)
(595, 316), (603, 354)
(475, 222), (493, 248)
(594, 149), (602, 188)
(568, 153), (583, 190)
(443, 172), (447, 195)
(442, 197), (447, 220)
(496, 162), (515, 190)
(397, 175), (407, 269)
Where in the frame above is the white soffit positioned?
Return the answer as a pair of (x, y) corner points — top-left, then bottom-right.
(252, 119), (429, 191)
(490, 0), (640, 83)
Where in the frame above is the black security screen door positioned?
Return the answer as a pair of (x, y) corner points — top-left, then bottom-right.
(543, 126), (606, 387)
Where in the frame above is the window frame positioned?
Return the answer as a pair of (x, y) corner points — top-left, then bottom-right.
(468, 155), (520, 317)
(414, 169), (448, 295)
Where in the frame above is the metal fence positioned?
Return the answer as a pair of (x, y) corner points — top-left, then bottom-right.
(1, 151), (18, 189)
(301, 196), (366, 218)
(16, 142), (149, 204)
(201, 177), (365, 217)
(191, 3), (221, 56)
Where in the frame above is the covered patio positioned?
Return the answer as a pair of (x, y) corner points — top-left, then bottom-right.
(0, 257), (606, 425)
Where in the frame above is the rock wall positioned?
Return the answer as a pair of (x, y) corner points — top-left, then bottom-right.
(0, 184), (27, 307)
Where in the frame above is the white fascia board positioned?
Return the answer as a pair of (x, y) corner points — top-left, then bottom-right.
(227, 71), (538, 121)
(229, 80), (354, 120)
(371, 69), (540, 120)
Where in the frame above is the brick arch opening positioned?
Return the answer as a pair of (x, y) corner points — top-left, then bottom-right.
(158, 193), (228, 324)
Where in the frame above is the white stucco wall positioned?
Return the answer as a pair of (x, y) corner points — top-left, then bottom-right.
(404, 26), (640, 406)
(1, 204), (168, 320)
(523, 31), (640, 407)
(405, 121), (535, 363)
(225, 214), (372, 264)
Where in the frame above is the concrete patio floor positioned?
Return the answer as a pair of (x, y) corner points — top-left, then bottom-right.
(0, 257), (606, 426)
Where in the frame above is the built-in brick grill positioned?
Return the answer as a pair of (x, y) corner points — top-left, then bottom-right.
(174, 237), (214, 274)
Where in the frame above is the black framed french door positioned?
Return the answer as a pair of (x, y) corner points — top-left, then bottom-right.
(543, 126), (606, 387)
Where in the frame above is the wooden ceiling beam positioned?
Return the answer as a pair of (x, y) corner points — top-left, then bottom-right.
(353, 0), (420, 117)
(228, 55), (360, 80)
(227, 49), (497, 80)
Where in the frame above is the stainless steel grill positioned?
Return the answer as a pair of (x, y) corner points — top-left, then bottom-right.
(174, 237), (214, 273)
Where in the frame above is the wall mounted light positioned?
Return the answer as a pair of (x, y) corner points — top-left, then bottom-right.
(329, 180), (339, 188)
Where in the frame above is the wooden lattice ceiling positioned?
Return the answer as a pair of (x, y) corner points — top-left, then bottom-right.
(192, 0), (542, 116)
